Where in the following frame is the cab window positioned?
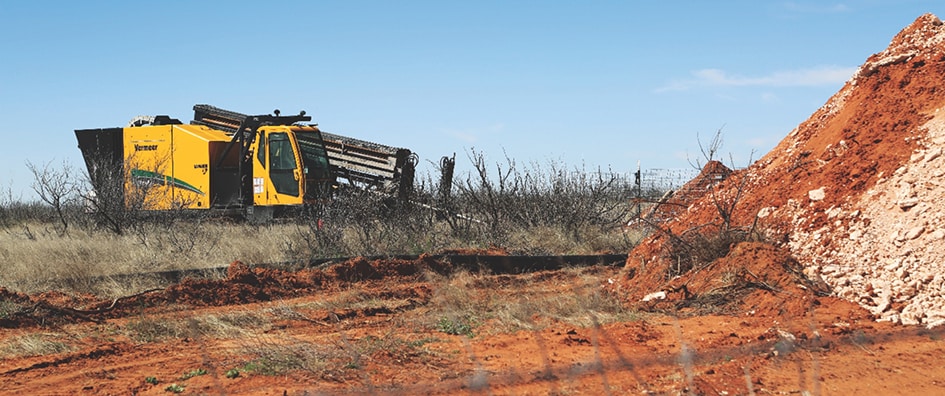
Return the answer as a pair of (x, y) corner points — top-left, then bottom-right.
(256, 132), (266, 167)
(267, 132), (300, 196)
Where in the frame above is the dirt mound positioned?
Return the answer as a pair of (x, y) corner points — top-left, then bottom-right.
(128, 256), (450, 310)
(643, 160), (732, 223)
(0, 256), (453, 328)
(624, 13), (945, 327)
(629, 242), (872, 323)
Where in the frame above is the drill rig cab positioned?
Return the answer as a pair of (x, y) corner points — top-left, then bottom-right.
(75, 105), (334, 220)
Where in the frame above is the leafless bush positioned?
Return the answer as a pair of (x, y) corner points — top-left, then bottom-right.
(664, 225), (757, 279)
(688, 126), (725, 171)
(450, 149), (633, 251)
(26, 160), (81, 235)
(656, 130), (761, 280)
(283, 153), (637, 259)
(0, 197), (52, 233)
(286, 149), (642, 258)
(77, 152), (176, 236)
(293, 186), (441, 258)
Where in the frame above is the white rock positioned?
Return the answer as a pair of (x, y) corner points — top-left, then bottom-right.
(898, 198), (920, 210)
(892, 230), (903, 243)
(872, 296), (891, 314)
(900, 305), (925, 325)
(884, 260), (902, 272)
(905, 226), (926, 240)
(849, 229), (863, 240)
(642, 291), (666, 302)
(757, 206), (775, 218)
(821, 264), (840, 275)
(929, 229), (945, 240)
(809, 187), (826, 201)
(925, 148), (942, 162)
(826, 206), (842, 218)
(926, 318), (945, 329)
(896, 267), (910, 281)
(918, 273), (933, 285)
(900, 284), (917, 298)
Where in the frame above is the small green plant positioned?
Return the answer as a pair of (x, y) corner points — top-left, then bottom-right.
(224, 368), (240, 379)
(164, 383), (185, 393)
(180, 368), (207, 380)
(436, 316), (476, 337)
(144, 376), (159, 385)
(407, 337), (439, 348)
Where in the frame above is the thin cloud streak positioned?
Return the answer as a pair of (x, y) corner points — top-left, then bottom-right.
(656, 65), (857, 92)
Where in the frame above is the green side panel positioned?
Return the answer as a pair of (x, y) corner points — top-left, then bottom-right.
(131, 169), (206, 196)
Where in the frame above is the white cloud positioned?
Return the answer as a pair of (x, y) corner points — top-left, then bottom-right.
(656, 65), (857, 92)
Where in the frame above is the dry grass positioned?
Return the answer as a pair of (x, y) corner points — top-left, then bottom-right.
(238, 331), (439, 378)
(0, 333), (73, 358)
(425, 266), (639, 335)
(507, 225), (642, 255)
(239, 336), (331, 375)
(290, 287), (393, 312)
(123, 311), (271, 342)
(0, 221), (310, 297)
(0, 215), (637, 298)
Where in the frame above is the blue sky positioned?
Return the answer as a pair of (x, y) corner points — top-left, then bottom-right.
(1, 1), (943, 199)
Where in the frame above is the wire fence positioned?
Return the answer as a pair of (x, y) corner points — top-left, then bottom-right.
(606, 168), (701, 200)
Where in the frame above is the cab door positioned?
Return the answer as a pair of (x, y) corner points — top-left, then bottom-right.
(252, 130), (304, 206)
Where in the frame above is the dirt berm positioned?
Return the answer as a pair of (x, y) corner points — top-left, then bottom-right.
(622, 13), (945, 327)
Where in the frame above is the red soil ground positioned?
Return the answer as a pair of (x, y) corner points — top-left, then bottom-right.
(1, 253), (944, 395)
(4, 13), (945, 396)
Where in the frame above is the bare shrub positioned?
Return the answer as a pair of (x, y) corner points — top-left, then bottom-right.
(26, 160), (81, 235)
(449, 149), (634, 253)
(636, 130), (762, 280)
(78, 152), (174, 236)
(664, 224), (758, 279)
(291, 184), (447, 258)
(278, 148), (644, 260)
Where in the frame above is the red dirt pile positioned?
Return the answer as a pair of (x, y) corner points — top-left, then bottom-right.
(642, 160), (733, 223)
(624, 13), (945, 327)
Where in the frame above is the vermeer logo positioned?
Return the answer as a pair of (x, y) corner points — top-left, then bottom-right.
(135, 144), (158, 151)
